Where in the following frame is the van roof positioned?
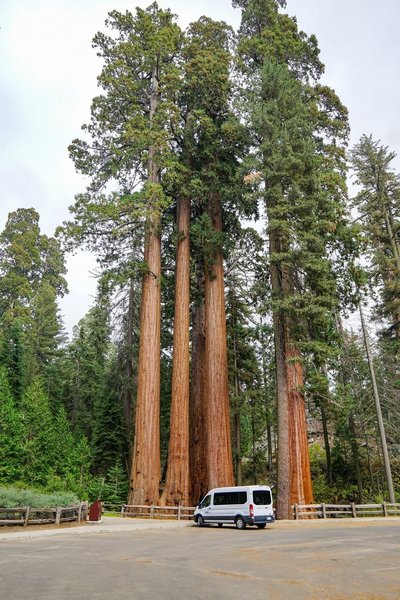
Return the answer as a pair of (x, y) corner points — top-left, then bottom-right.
(207, 485), (272, 493)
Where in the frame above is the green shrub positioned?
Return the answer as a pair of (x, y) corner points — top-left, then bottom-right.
(0, 485), (79, 508)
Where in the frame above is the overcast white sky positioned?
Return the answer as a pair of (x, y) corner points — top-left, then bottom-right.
(1, 0), (400, 334)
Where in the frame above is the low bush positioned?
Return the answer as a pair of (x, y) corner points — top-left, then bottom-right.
(0, 485), (79, 508)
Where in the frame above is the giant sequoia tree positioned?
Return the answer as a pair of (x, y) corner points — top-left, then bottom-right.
(162, 17), (242, 503)
(67, 4), (182, 505)
(235, 0), (351, 518)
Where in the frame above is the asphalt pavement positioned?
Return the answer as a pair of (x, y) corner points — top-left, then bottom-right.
(1, 517), (399, 599)
(0, 516), (191, 542)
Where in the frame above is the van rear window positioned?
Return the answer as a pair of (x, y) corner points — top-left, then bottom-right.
(253, 490), (272, 505)
(214, 491), (247, 505)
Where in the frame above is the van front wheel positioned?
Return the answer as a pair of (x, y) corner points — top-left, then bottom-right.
(235, 516), (246, 530)
(197, 515), (204, 527)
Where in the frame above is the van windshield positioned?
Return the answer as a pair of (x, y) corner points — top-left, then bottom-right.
(253, 490), (272, 505)
(199, 495), (211, 508)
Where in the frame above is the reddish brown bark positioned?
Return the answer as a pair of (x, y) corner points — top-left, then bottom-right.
(190, 271), (208, 505)
(160, 197), (191, 506)
(272, 312), (291, 519)
(128, 215), (161, 505)
(128, 65), (161, 506)
(270, 229), (313, 519)
(204, 193), (234, 490)
(286, 343), (313, 507)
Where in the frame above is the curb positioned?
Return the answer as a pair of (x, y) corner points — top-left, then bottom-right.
(0, 518), (193, 542)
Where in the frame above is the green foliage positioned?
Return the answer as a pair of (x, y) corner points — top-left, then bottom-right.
(0, 320), (25, 403)
(63, 2), (183, 257)
(102, 463), (129, 504)
(351, 134), (400, 345)
(1, 1), (399, 510)
(0, 208), (67, 396)
(236, 0), (359, 368)
(0, 485), (79, 508)
(19, 378), (57, 486)
(0, 368), (23, 482)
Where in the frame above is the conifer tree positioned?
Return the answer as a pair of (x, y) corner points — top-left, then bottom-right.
(0, 208), (67, 395)
(0, 368), (23, 482)
(351, 135), (400, 347)
(162, 17), (246, 502)
(20, 378), (57, 486)
(234, 0), (351, 517)
(67, 3), (182, 505)
(0, 320), (25, 403)
(185, 17), (248, 492)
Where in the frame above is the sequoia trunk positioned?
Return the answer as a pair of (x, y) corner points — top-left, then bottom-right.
(190, 274), (207, 505)
(286, 342), (313, 507)
(270, 228), (290, 519)
(270, 229), (313, 519)
(160, 196), (191, 506)
(204, 193), (234, 490)
(128, 66), (161, 505)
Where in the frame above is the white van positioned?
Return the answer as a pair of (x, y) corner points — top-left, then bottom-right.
(193, 485), (275, 529)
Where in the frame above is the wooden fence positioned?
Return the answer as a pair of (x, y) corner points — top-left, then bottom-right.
(293, 502), (400, 519)
(121, 504), (195, 520)
(0, 502), (88, 527)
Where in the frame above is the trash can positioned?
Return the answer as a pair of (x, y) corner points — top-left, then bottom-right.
(88, 500), (102, 522)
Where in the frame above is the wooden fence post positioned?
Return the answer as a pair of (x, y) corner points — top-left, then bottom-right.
(351, 502), (356, 518)
(322, 503), (326, 519)
(78, 502), (84, 523)
(23, 506), (31, 527)
(150, 505), (155, 519)
(178, 504), (182, 521)
(294, 504), (298, 520)
(383, 502), (388, 517)
(55, 507), (62, 526)
(121, 504), (126, 518)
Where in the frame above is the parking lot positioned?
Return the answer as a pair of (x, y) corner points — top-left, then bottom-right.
(1, 518), (399, 599)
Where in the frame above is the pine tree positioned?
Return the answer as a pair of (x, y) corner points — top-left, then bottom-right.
(351, 135), (400, 346)
(0, 208), (67, 395)
(0, 368), (23, 482)
(19, 378), (57, 486)
(0, 320), (25, 403)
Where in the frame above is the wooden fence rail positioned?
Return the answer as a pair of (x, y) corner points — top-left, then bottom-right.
(0, 502), (88, 527)
(293, 502), (400, 519)
(121, 504), (195, 520)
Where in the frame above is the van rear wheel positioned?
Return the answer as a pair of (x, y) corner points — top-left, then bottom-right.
(197, 515), (204, 527)
(235, 516), (246, 530)
(218, 523), (223, 528)
(256, 523), (266, 529)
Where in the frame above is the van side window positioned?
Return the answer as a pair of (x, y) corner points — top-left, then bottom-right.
(214, 491), (247, 505)
(200, 495), (211, 508)
(253, 490), (272, 505)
